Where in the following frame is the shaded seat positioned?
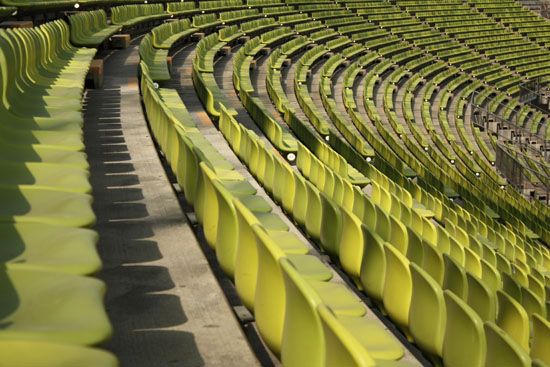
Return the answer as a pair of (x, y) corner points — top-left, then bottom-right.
(0, 267), (111, 345)
(0, 340), (117, 367)
(382, 243), (412, 333)
(466, 272), (497, 322)
(0, 187), (95, 228)
(0, 222), (100, 276)
(0, 162), (91, 194)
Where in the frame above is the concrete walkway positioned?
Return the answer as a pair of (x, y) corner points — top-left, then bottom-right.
(83, 42), (260, 367)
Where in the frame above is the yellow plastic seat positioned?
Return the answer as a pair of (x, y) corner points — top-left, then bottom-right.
(319, 192), (342, 257)
(292, 173), (308, 228)
(466, 272), (497, 322)
(339, 208), (364, 285)
(521, 285), (546, 319)
(421, 240), (444, 286)
(382, 243), (412, 333)
(0, 340), (118, 367)
(496, 290), (530, 350)
(233, 198), (298, 311)
(502, 272), (522, 302)
(443, 253), (467, 299)
(442, 290), (486, 367)
(253, 224), (331, 356)
(405, 228), (423, 266)
(318, 304), (407, 366)
(484, 322), (531, 367)
(532, 313), (550, 366)
(280, 258), (367, 367)
(409, 263), (446, 359)
(359, 225), (386, 303)
(304, 180), (322, 243)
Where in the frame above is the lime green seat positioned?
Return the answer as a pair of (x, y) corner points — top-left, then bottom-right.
(319, 192), (342, 257)
(69, 10), (122, 48)
(0, 162), (91, 194)
(532, 313), (550, 366)
(466, 272), (497, 322)
(484, 322), (531, 367)
(233, 198), (298, 311)
(382, 243), (412, 333)
(0, 340), (118, 367)
(443, 290), (486, 367)
(339, 208), (365, 286)
(0, 138), (88, 169)
(0, 222), (100, 275)
(280, 258), (368, 367)
(253, 224), (331, 356)
(0, 187), (95, 227)
(359, 225), (386, 303)
(409, 263), (446, 359)
(443, 253), (468, 299)
(496, 290), (530, 350)
(0, 267), (111, 345)
(318, 304), (406, 366)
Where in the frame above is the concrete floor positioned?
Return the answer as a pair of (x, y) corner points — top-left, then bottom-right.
(83, 42), (260, 367)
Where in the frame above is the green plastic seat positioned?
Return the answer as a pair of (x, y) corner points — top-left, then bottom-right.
(0, 187), (95, 227)
(409, 263), (446, 359)
(382, 243), (412, 333)
(421, 239), (444, 286)
(496, 290), (530, 350)
(484, 322), (531, 367)
(0, 222), (100, 275)
(319, 192), (342, 257)
(359, 225), (386, 303)
(318, 304), (406, 366)
(532, 313), (550, 366)
(520, 285), (546, 319)
(466, 271), (497, 322)
(443, 253), (468, 299)
(253, 224), (331, 356)
(280, 258), (367, 367)
(442, 290), (486, 367)
(0, 267), (111, 345)
(0, 161), (91, 194)
(233, 198), (296, 311)
(339, 208), (365, 286)
(0, 340), (118, 367)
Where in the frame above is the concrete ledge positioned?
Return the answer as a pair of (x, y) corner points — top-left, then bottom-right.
(110, 34), (131, 49)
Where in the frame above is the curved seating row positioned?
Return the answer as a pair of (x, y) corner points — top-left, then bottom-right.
(0, 19), (116, 366)
(139, 59), (412, 367)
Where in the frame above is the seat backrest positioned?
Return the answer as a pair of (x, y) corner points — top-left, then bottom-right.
(319, 192), (342, 258)
(233, 198), (263, 312)
(520, 285), (546, 320)
(317, 304), (377, 367)
(410, 263), (446, 358)
(421, 239), (444, 286)
(253, 224), (290, 356)
(484, 322), (531, 367)
(442, 253), (468, 299)
(406, 227), (424, 266)
(382, 243), (412, 331)
(531, 313), (550, 366)
(496, 290), (530, 350)
(280, 258), (325, 367)
(211, 179), (239, 278)
(339, 208), (364, 283)
(443, 290), (486, 367)
(359, 225), (386, 303)
(466, 271), (497, 322)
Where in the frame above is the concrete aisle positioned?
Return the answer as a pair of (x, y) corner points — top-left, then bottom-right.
(83, 42), (260, 367)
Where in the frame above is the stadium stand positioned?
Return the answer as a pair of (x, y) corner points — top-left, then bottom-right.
(0, 0), (549, 366)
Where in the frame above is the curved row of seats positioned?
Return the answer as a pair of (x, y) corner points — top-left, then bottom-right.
(136, 3), (550, 366)
(0, 19), (116, 366)
(139, 59), (414, 366)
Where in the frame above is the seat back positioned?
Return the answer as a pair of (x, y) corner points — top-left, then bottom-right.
(359, 225), (386, 303)
(443, 290), (486, 367)
(409, 263), (446, 358)
(466, 272), (497, 322)
(442, 253), (467, 299)
(317, 304), (377, 367)
(211, 179), (239, 278)
(531, 313), (550, 366)
(339, 208), (364, 283)
(484, 322), (531, 367)
(496, 290), (530, 350)
(382, 243), (412, 331)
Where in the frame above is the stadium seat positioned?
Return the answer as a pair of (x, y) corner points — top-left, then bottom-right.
(532, 313), (550, 366)
(442, 290), (486, 367)
(484, 322), (531, 367)
(382, 244), (412, 334)
(496, 290), (530, 350)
